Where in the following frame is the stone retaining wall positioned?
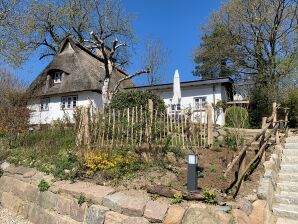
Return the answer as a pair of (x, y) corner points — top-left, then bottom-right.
(0, 163), (266, 224)
(257, 144), (283, 223)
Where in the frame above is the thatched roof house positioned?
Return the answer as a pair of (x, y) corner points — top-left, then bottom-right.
(28, 37), (134, 125)
(27, 37), (133, 98)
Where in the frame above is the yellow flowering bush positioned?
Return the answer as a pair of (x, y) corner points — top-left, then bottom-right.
(84, 151), (130, 175)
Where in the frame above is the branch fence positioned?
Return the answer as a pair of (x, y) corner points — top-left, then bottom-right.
(75, 100), (214, 150)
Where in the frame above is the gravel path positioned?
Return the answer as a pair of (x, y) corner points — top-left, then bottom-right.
(0, 207), (32, 224)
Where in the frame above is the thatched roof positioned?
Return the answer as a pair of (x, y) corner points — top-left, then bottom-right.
(27, 37), (134, 97)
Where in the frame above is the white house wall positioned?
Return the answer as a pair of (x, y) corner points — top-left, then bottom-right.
(28, 91), (102, 125)
(150, 83), (225, 125)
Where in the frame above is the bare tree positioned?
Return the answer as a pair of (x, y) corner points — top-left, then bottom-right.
(0, 68), (27, 106)
(85, 32), (150, 107)
(1, 0), (135, 66)
(142, 39), (169, 86)
(1, 0), (157, 108)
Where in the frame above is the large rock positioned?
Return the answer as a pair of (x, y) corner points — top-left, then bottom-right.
(232, 209), (251, 224)
(52, 180), (115, 204)
(55, 194), (73, 216)
(104, 211), (128, 224)
(144, 200), (168, 222)
(236, 198), (253, 215)
(84, 204), (109, 224)
(164, 206), (186, 224)
(249, 200), (267, 224)
(122, 217), (150, 224)
(103, 191), (148, 217)
(182, 204), (232, 224)
(70, 199), (87, 222)
(0, 161), (10, 170)
(1, 191), (25, 213)
(37, 191), (58, 210)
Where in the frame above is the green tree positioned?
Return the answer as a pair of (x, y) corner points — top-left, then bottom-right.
(195, 0), (298, 85)
(194, 0), (298, 126)
(193, 25), (242, 79)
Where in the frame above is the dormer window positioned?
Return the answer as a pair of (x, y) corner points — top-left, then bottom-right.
(53, 71), (62, 84)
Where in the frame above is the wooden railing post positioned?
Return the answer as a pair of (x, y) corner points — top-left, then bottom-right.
(285, 108), (289, 136)
(262, 117), (267, 129)
(272, 102), (280, 144)
(272, 102), (277, 124)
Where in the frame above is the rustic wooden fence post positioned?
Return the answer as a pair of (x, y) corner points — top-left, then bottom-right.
(207, 104), (213, 148)
(148, 99), (153, 142)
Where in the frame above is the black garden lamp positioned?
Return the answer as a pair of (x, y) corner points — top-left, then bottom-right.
(187, 153), (198, 192)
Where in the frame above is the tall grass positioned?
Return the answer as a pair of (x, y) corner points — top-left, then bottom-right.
(5, 127), (79, 179)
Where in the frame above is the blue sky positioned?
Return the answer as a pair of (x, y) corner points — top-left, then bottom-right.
(12, 0), (223, 86)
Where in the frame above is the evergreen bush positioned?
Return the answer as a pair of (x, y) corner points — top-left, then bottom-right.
(225, 106), (249, 128)
(110, 90), (166, 111)
(287, 89), (298, 128)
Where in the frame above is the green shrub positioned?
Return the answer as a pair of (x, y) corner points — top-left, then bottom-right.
(224, 130), (244, 149)
(38, 179), (50, 192)
(110, 90), (166, 112)
(249, 87), (275, 128)
(225, 106), (249, 128)
(287, 89), (298, 128)
(171, 192), (183, 204)
(203, 189), (217, 204)
(77, 193), (86, 206)
(197, 171), (204, 178)
(159, 137), (185, 158)
(208, 166), (217, 173)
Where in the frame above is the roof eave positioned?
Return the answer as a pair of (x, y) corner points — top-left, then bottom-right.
(126, 77), (234, 91)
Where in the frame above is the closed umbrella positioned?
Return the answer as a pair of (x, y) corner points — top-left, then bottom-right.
(172, 69), (181, 109)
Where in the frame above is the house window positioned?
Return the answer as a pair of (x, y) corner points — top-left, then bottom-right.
(40, 98), (50, 111)
(61, 95), (77, 109)
(194, 97), (207, 110)
(53, 71), (62, 84)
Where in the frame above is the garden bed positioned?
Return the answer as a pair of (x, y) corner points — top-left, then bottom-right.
(0, 127), (265, 203)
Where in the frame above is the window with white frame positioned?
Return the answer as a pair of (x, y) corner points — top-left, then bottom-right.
(194, 97), (207, 110)
(61, 95), (77, 109)
(53, 71), (62, 84)
(40, 98), (50, 111)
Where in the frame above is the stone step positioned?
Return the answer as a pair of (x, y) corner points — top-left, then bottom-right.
(276, 217), (298, 224)
(286, 138), (298, 143)
(285, 143), (298, 149)
(272, 203), (298, 219)
(282, 149), (298, 156)
(279, 173), (298, 182)
(280, 164), (298, 173)
(275, 191), (298, 205)
(277, 182), (298, 192)
(282, 156), (298, 163)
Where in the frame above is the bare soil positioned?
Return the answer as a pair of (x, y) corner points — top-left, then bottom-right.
(84, 146), (264, 202)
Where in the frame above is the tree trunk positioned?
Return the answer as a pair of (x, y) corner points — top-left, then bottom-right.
(102, 60), (113, 109)
(102, 77), (110, 109)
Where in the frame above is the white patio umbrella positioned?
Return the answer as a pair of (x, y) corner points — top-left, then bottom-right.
(172, 69), (181, 106)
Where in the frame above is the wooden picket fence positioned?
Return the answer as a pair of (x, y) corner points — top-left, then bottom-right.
(75, 100), (214, 149)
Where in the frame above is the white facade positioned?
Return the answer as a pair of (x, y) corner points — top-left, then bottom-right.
(28, 81), (231, 126)
(149, 83), (228, 125)
(29, 91), (102, 125)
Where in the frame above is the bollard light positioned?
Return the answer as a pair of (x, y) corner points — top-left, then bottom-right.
(187, 154), (198, 192)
